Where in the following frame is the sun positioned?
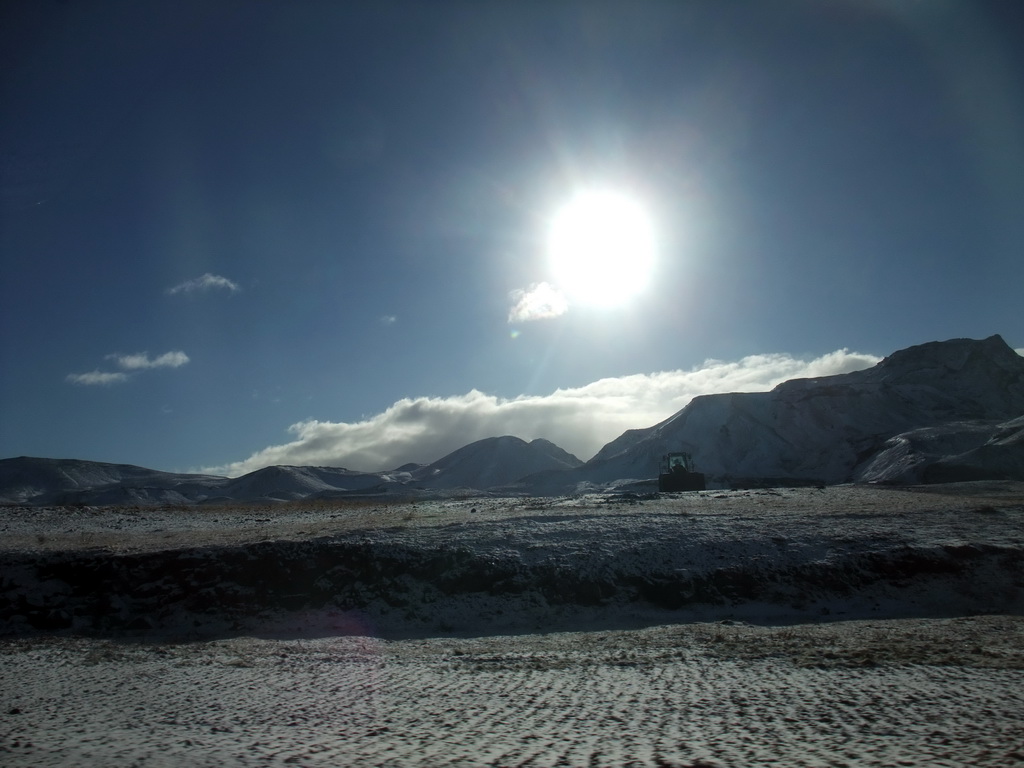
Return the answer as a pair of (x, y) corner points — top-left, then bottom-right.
(547, 188), (656, 308)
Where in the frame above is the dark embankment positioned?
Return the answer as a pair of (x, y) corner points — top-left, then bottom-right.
(3, 531), (1022, 638)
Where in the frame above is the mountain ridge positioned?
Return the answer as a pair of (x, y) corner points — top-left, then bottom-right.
(2, 335), (1022, 504)
(550, 334), (1024, 491)
(0, 435), (585, 505)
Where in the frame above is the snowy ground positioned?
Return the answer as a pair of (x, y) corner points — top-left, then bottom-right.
(2, 618), (1024, 767)
(2, 483), (1024, 766)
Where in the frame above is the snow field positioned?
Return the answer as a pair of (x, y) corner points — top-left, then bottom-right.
(2, 618), (1023, 767)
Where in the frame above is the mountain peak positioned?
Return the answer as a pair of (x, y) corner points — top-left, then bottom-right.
(872, 334), (1019, 380)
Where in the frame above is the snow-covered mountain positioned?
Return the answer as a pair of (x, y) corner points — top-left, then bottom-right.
(545, 335), (1024, 490)
(0, 436), (583, 505)
(216, 465), (395, 502)
(0, 457), (229, 506)
(409, 436), (582, 489)
(857, 415), (1024, 484)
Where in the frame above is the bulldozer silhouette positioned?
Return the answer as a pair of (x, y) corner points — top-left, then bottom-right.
(658, 452), (706, 492)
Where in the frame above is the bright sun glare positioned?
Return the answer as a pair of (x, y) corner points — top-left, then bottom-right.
(548, 189), (656, 308)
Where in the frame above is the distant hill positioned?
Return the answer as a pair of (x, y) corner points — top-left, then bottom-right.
(218, 465), (394, 502)
(409, 436), (583, 489)
(0, 435), (583, 505)
(0, 457), (229, 506)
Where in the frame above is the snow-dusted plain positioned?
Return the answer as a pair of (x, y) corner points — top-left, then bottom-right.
(2, 482), (1024, 766)
(3, 617), (1024, 768)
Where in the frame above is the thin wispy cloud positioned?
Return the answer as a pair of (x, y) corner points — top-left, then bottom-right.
(66, 370), (130, 386)
(67, 350), (190, 385)
(380, 315), (398, 326)
(508, 282), (569, 323)
(209, 347), (881, 476)
(107, 351), (190, 370)
(167, 273), (240, 295)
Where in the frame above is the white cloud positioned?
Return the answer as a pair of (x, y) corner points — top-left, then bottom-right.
(68, 350), (190, 385)
(66, 370), (130, 386)
(380, 315), (398, 326)
(508, 282), (569, 323)
(209, 347), (881, 476)
(108, 351), (190, 370)
(167, 273), (240, 295)
(1016, 347), (1024, 357)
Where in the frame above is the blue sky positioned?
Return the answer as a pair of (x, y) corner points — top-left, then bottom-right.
(2, 1), (1023, 475)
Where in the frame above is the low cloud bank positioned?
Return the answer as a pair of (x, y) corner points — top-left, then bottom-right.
(211, 347), (880, 477)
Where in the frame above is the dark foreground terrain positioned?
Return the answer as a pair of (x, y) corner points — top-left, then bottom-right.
(2, 483), (1022, 637)
(2, 484), (1023, 766)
